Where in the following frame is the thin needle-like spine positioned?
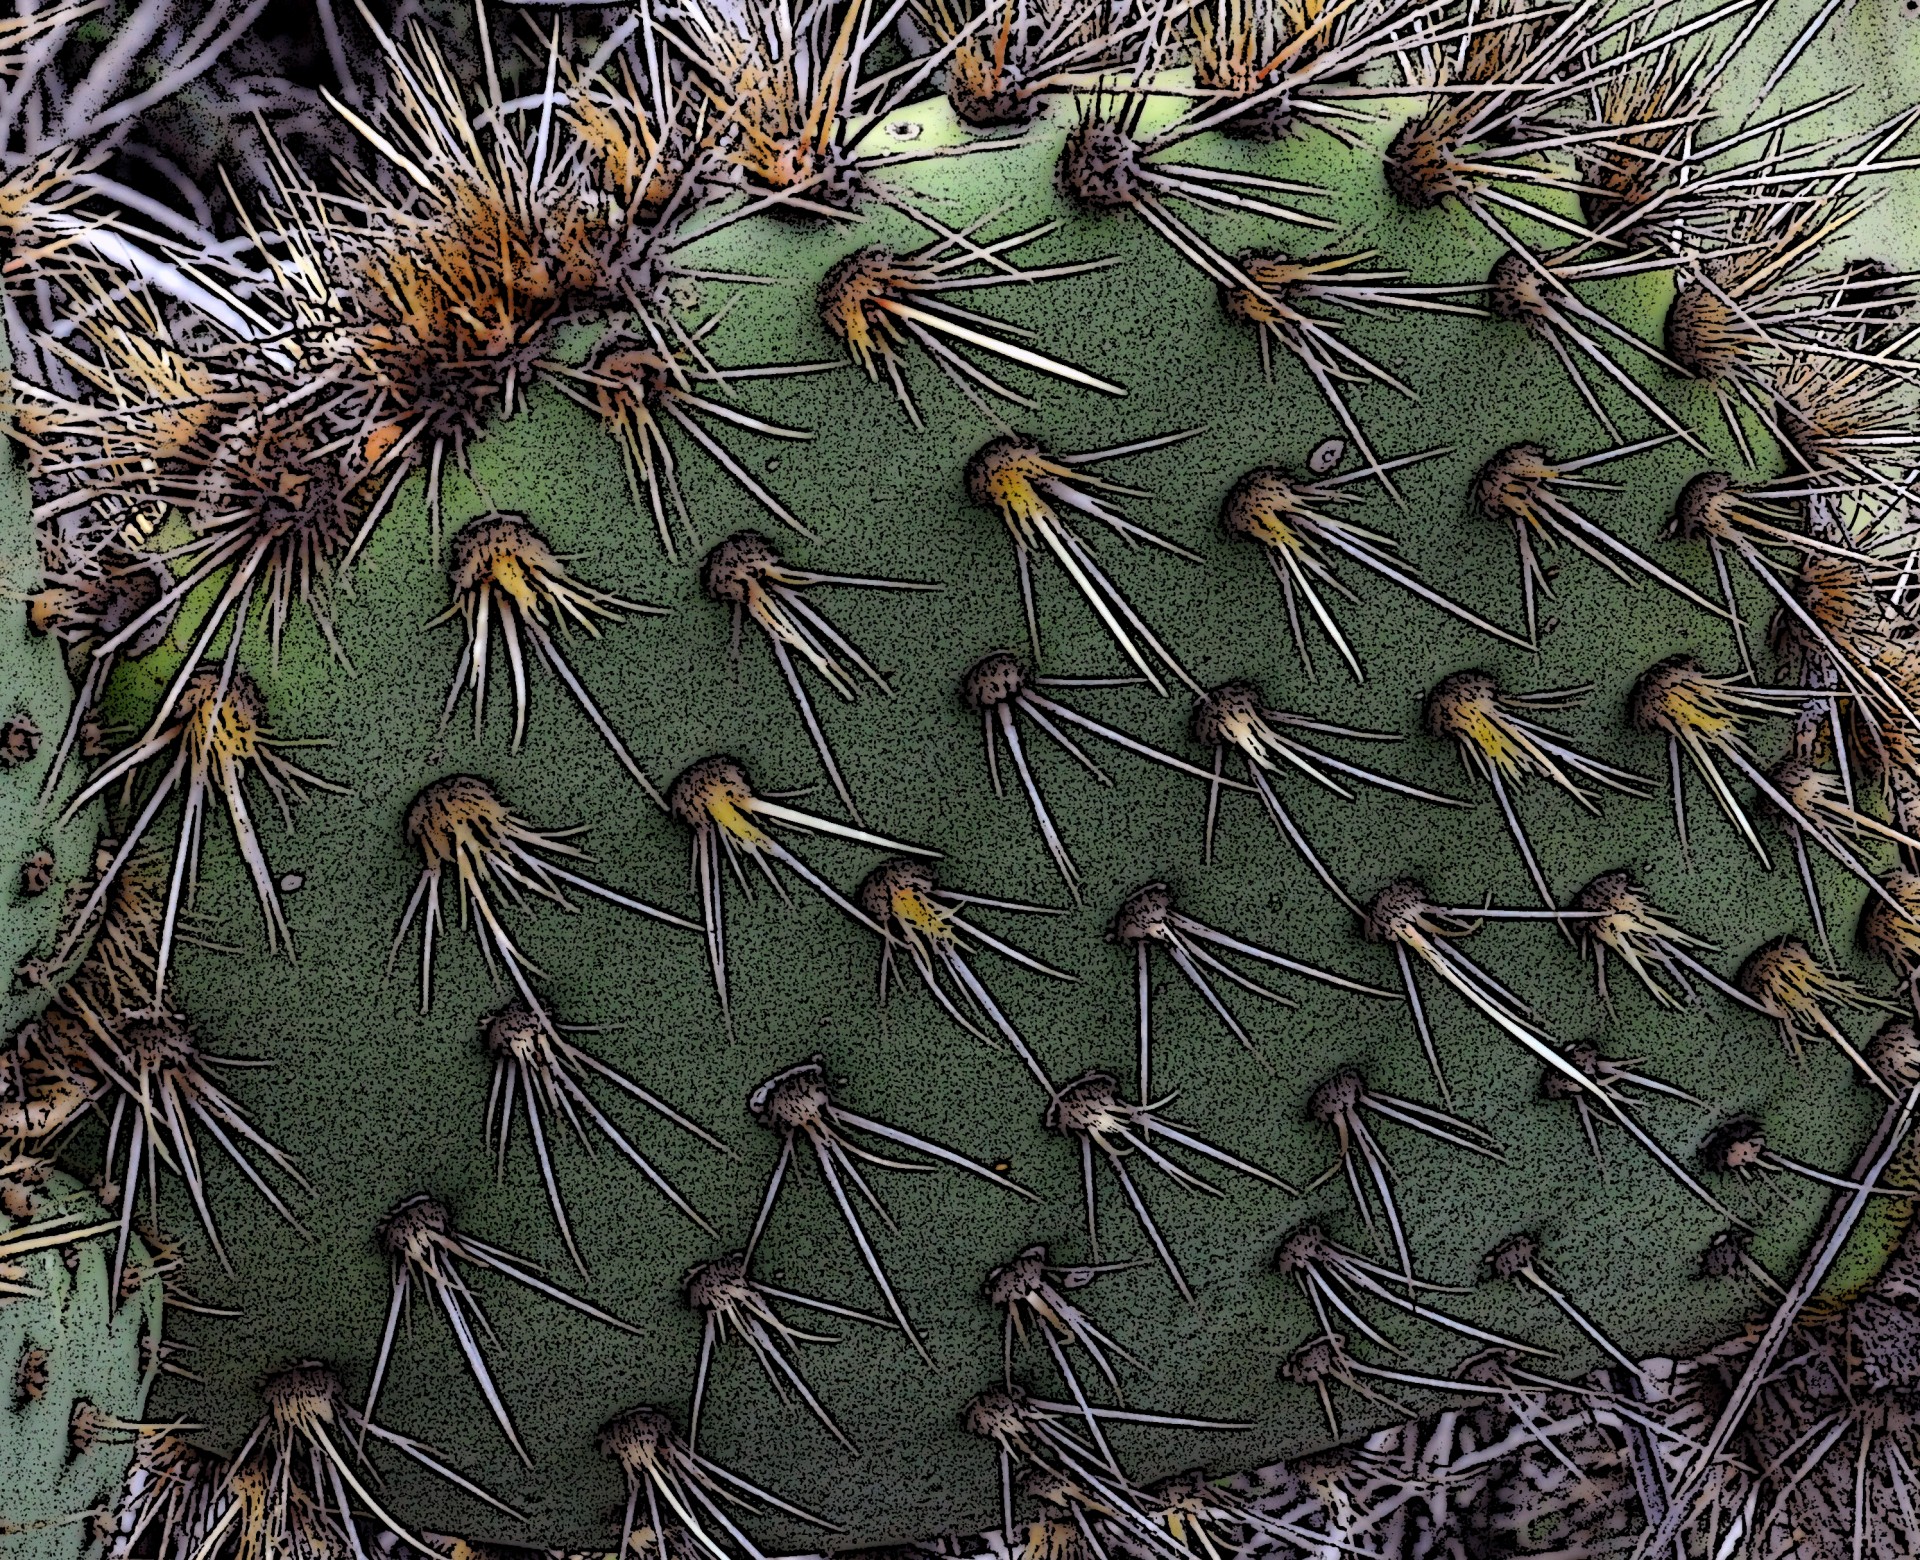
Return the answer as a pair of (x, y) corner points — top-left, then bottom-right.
(363, 1195), (641, 1469)
(1046, 1068), (1297, 1302)
(703, 532), (938, 823)
(746, 1057), (1036, 1360)
(669, 756), (937, 1026)
(432, 513), (670, 807)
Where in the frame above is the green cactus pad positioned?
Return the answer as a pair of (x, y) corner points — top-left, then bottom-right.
(0, 1169), (160, 1560)
(3, 0), (1918, 1550)
(111, 78), (1901, 1553)
(1, 328), (98, 1031)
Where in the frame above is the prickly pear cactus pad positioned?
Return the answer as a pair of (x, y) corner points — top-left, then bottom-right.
(0, 1168), (161, 1560)
(2, 327), (97, 1033)
(6, 0), (1920, 1554)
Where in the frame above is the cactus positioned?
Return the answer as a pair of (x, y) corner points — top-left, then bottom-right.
(6, 0), (1920, 1553)
(2, 321), (99, 1031)
(0, 1166), (162, 1560)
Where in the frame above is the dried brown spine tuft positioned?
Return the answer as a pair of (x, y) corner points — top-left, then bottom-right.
(1108, 882), (1174, 945)
(961, 651), (1029, 713)
(1190, 680), (1264, 749)
(748, 1058), (832, 1133)
(701, 532), (782, 604)
(1058, 121), (1145, 212)
(668, 756), (755, 828)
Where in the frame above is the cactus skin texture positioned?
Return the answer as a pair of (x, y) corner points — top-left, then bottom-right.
(5, 0), (1920, 1554)
(2, 324), (97, 1032)
(0, 1169), (161, 1560)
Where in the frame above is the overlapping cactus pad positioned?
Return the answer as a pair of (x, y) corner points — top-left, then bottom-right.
(7, 0), (1920, 1554)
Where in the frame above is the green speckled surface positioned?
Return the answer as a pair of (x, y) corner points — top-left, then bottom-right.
(47, 6), (1920, 1547)
(0, 1172), (160, 1560)
(1, 329), (99, 1033)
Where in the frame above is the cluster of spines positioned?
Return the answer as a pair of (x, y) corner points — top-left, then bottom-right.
(5, 0), (1920, 1554)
